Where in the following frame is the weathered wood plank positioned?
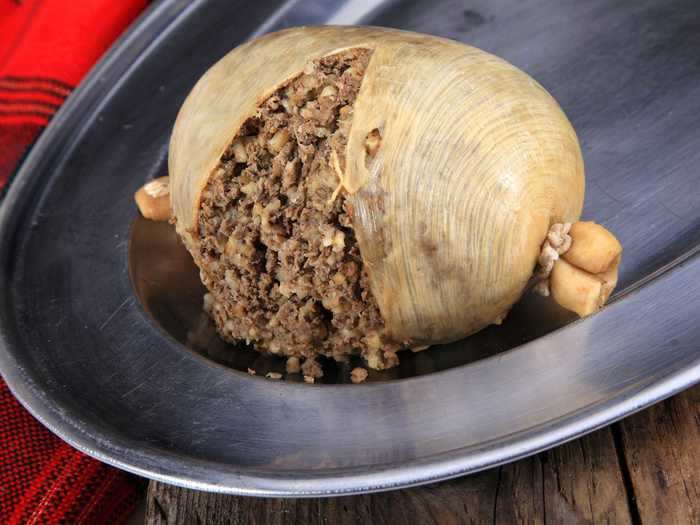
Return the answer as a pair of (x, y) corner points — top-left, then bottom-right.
(327, 471), (500, 525)
(147, 470), (501, 524)
(493, 457), (545, 524)
(542, 427), (632, 524)
(616, 385), (699, 525)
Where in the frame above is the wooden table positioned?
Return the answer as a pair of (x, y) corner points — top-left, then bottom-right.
(146, 385), (698, 524)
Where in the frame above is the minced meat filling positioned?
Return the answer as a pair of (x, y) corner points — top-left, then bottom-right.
(195, 48), (401, 370)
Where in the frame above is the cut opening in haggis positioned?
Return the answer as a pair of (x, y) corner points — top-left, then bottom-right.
(195, 48), (402, 371)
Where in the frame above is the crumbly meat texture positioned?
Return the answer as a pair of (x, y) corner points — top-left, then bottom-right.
(196, 48), (401, 369)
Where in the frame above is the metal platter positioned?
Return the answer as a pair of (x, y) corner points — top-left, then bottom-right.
(0, 0), (698, 496)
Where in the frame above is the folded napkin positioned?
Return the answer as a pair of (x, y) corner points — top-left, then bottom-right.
(1, 1), (148, 523)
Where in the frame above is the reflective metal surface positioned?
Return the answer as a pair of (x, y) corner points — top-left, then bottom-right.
(0, 0), (699, 496)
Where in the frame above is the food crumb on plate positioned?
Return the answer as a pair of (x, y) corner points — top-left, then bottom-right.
(350, 367), (368, 384)
(286, 356), (301, 374)
(301, 358), (323, 379)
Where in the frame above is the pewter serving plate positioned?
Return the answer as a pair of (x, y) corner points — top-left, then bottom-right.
(1, 0), (699, 497)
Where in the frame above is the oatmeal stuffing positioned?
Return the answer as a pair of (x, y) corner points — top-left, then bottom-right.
(194, 48), (404, 371)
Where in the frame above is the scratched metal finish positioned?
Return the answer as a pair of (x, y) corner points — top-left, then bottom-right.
(0, 0), (698, 496)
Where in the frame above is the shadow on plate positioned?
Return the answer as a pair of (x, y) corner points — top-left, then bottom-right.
(128, 216), (575, 383)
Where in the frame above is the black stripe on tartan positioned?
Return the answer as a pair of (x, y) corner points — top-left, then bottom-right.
(0, 75), (73, 91)
(0, 84), (68, 98)
(0, 109), (54, 119)
(0, 77), (72, 99)
(0, 98), (61, 111)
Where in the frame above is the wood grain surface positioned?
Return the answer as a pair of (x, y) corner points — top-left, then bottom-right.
(146, 385), (699, 525)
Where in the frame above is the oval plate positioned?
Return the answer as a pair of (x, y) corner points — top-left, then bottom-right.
(1, 0), (699, 496)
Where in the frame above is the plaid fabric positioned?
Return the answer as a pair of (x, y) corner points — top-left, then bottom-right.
(1, 1), (148, 523)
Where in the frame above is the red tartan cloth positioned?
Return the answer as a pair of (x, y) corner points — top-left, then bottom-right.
(1, 1), (148, 523)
